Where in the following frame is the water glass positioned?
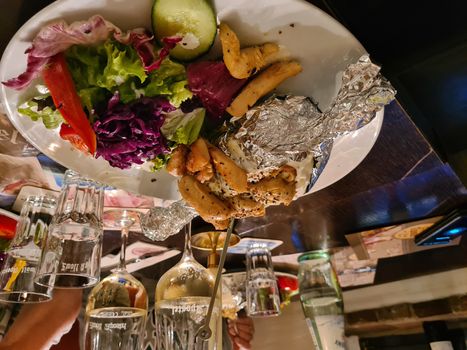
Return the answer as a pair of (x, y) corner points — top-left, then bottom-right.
(0, 196), (56, 303)
(85, 307), (146, 350)
(245, 244), (281, 317)
(35, 170), (104, 288)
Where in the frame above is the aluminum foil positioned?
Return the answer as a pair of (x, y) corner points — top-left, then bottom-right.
(140, 200), (197, 241)
(229, 95), (322, 169)
(220, 55), (396, 188)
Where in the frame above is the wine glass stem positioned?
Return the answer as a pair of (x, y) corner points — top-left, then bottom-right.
(182, 221), (192, 258)
(119, 226), (129, 270)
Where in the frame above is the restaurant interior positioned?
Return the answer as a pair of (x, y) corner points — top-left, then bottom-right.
(0, 0), (466, 349)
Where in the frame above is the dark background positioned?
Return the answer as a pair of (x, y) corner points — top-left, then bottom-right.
(309, 0), (467, 186)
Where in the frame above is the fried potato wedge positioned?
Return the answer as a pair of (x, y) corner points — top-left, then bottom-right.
(219, 22), (279, 79)
(210, 218), (231, 230)
(195, 164), (214, 183)
(249, 177), (296, 206)
(166, 145), (189, 176)
(187, 138), (211, 173)
(208, 146), (248, 193)
(227, 61), (302, 117)
(227, 195), (265, 218)
(187, 138), (213, 183)
(178, 175), (232, 221)
(270, 165), (297, 183)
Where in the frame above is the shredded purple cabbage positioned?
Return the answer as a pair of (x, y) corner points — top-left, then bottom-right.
(94, 93), (175, 169)
(187, 61), (247, 120)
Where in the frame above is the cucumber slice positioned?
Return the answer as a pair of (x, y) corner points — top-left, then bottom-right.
(152, 0), (217, 62)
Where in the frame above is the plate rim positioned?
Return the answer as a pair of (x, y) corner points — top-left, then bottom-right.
(0, 208), (19, 221)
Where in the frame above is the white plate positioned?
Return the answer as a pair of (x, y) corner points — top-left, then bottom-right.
(0, 0), (383, 200)
(0, 208), (19, 222)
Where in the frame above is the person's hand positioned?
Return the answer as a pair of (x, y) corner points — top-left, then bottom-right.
(227, 314), (255, 350)
(0, 289), (82, 350)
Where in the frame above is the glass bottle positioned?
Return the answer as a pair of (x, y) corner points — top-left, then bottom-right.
(298, 250), (345, 350)
(35, 170), (104, 288)
(155, 222), (220, 350)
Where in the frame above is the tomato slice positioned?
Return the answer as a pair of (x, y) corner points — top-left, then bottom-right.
(42, 53), (96, 154)
(59, 123), (89, 153)
(0, 215), (17, 240)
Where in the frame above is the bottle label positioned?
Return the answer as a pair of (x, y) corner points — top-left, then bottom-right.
(313, 315), (345, 350)
(430, 341), (454, 350)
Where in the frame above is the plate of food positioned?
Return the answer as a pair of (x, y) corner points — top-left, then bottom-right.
(1, 0), (391, 228)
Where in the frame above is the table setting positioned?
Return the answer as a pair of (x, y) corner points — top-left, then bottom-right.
(0, 0), (398, 348)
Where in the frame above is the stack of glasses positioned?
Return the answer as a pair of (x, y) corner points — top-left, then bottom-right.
(0, 170), (151, 349)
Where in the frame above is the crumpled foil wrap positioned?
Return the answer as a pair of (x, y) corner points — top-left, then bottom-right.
(140, 200), (197, 241)
(220, 55), (396, 187)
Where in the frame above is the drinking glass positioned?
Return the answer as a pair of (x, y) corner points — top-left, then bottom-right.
(35, 170), (104, 288)
(0, 196), (56, 303)
(155, 222), (221, 350)
(245, 244), (281, 317)
(84, 209), (148, 350)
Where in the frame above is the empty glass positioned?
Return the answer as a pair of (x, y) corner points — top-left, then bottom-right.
(35, 170), (104, 288)
(245, 244), (281, 317)
(0, 196), (56, 303)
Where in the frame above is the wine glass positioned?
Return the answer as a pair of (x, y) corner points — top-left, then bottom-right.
(84, 210), (148, 350)
(155, 222), (221, 350)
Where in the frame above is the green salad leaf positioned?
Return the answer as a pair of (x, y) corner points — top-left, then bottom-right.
(166, 80), (193, 108)
(118, 58), (192, 106)
(65, 40), (192, 109)
(17, 94), (64, 129)
(66, 40), (146, 91)
(161, 108), (205, 145)
(144, 59), (192, 107)
(99, 40), (147, 90)
(150, 153), (172, 172)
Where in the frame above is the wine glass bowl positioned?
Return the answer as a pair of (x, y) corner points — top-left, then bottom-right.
(86, 271), (148, 311)
(103, 209), (140, 230)
(155, 223), (222, 350)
